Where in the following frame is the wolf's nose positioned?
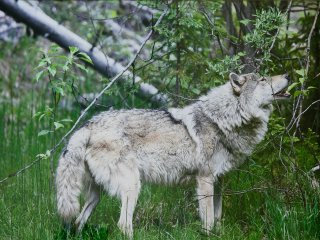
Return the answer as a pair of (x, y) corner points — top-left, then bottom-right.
(284, 73), (291, 82)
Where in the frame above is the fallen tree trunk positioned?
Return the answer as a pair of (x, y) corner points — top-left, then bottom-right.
(0, 0), (166, 104)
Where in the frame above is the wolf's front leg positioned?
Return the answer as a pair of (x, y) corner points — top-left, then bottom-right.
(214, 177), (222, 224)
(196, 175), (214, 234)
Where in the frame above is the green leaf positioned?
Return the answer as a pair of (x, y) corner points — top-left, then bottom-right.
(36, 153), (47, 159)
(36, 150), (51, 159)
(35, 70), (44, 82)
(45, 150), (51, 158)
(78, 52), (93, 64)
(237, 52), (246, 57)
(60, 118), (73, 123)
(75, 63), (88, 73)
(181, 79), (188, 90)
(240, 19), (251, 25)
(302, 90), (309, 96)
(287, 82), (299, 92)
(38, 130), (51, 137)
(191, 88), (201, 95)
(56, 55), (68, 61)
(44, 106), (53, 114)
(54, 122), (64, 130)
(33, 111), (42, 118)
(298, 77), (305, 85)
(109, 10), (117, 18)
(43, 56), (51, 65)
(37, 60), (47, 68)
(295, 69), (305, 77)
(307, 86), (316, 90)
(48, 44), (60, 54)
(38, 113), (47, 122)
(63, 64), (69, 72)
(293, 90), (302, 97)
(54, 86), (65, 96)
(47, 66), (56, 77)
(69, 46), (79, 54)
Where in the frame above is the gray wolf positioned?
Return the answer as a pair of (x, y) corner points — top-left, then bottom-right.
(56, 72), (290, 237)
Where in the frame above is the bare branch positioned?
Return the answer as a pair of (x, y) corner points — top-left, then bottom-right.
(286, 99), (320, 132)
(293, 3), (320, 135)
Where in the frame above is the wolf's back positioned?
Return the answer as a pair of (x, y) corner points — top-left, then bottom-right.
(55, 126), (90, 224)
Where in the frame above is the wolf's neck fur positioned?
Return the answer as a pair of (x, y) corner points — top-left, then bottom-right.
(169, 82), (271, 157)
(199, 84), (269, 130)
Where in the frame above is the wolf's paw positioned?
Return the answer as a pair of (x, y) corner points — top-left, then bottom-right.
(117, 221), (133, 239)
(213, 220), (222, 235)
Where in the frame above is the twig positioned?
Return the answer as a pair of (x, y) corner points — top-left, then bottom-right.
(286, 58), (305, 129)
(0, 7), (168, 185)
(305, 2), (319, 88)
(165, 90), (204, 102)
(199, 6), (226, 55)
(135, 50), (173, 71)
(194, 186), (288, 201)
(293, 3), (320, 135)
(313, 72), (320, 79)
(223, 186), (288, 196)
(71, 86), (111, 109)
(268, 0), (293, 53)
(286, 99), (320, 132)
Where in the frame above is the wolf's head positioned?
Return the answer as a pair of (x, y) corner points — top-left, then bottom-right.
(229, 72), (290, 110)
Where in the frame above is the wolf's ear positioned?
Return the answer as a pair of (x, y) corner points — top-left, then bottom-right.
(229, 72), (244, 95)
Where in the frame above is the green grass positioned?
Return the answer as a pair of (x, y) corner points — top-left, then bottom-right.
(0, 86), (320, 240)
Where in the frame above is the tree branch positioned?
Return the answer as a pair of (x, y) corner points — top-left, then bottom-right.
(293, 3), (320, 135)
(0, 0), (167, 104)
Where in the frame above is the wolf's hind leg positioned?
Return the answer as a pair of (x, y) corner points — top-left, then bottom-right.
(75, 182), (100, 232)
(196, 175), (214, 234)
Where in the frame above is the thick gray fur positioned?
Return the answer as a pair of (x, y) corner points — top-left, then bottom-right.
(56, 72), (289, 237)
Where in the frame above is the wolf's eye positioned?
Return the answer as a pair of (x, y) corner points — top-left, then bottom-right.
(260, 77), (266, 82)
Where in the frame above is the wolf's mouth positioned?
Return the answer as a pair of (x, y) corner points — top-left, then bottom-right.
(273, 89), (291, 99)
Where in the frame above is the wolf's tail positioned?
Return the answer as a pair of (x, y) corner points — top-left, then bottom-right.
(55, 126), (90, 224)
